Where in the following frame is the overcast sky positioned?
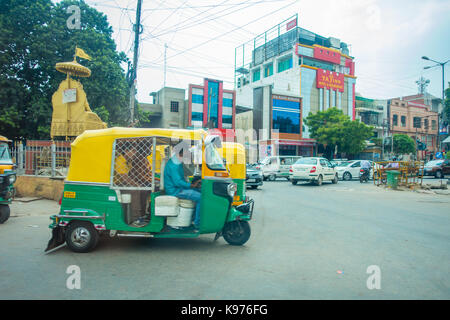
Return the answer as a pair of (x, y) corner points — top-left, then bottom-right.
(82, 0), (450, 103)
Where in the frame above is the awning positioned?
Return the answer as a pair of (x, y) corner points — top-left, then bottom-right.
(442, 136), (450, 144)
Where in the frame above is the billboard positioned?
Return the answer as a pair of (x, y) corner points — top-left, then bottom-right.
(316, 69), (344, 92)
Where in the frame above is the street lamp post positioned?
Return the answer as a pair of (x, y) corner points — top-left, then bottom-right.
(422, 56), (449, 151)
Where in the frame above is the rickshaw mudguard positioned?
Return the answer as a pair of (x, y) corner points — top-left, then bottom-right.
(45, 221), (65, 253)
(227, 200), (254, 223)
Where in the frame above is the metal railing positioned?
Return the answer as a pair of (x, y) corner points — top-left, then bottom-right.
(11, 140), (71, 177)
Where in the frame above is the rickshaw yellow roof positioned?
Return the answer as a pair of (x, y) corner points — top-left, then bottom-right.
(67, 127), (208, 184)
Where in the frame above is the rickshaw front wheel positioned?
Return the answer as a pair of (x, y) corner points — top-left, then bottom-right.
(222, 221), (251, 246)
(65, 221), (99, 253)
(0, 205), (10, 224)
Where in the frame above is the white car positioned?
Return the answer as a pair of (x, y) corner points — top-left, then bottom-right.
(335, 160), (373, 181)
(289, 157), (338, 186)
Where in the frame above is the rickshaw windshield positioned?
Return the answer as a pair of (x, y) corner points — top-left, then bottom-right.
(205, 143), (226, 171)
(0, 143), (12, 162)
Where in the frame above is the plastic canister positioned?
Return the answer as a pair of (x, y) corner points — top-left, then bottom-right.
(167, 200), (195, 227)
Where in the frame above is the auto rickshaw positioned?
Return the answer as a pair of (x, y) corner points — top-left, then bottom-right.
(218, 142), (247, 206)
(0, 135), (16, 224)
(45, 128), (254, 253)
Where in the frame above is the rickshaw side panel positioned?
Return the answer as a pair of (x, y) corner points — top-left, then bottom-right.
(199, 179), (231, 234)
(60, 183), (166, 233)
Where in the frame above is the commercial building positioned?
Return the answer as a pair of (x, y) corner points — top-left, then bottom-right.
(138, 79), (237, 141)
(234, 15), (357, 159)
(187, 78), (236, 140)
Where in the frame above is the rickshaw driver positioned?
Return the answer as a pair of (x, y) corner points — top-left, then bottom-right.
(164, 148), (201, 230)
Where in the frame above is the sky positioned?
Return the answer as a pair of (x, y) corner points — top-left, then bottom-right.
(81, 0), (450, 103)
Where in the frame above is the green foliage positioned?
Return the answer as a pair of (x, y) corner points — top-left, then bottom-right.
(444, 85), (450, 123)
(304, 107), (373, 157)
(393, 134), (416, 155)
(0, 0), (130, 139)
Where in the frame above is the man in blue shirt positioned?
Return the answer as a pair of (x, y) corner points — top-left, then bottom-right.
(164, 149), (201, 230)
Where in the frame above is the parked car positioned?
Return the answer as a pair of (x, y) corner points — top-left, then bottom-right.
(329, 158), (348, 167)
(422, 159), (450, 179)
(246, 164), (263, 189)
(335, 160), (373, 181)
(289, 157), (338, 186)
(257, 156), (303, 181)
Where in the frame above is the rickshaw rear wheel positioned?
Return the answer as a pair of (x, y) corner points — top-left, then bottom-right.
(0, 205), (10, 224)
(65, 221), (99, 253)
(222, 221), (251, 246)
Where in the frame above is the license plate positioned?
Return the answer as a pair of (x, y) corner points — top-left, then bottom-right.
(247, 179), (255, 182)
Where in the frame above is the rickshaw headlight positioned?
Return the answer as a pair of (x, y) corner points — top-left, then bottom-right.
(227, 183), (237, 198)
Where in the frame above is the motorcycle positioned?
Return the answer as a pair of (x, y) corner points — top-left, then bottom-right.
(359, 168), (370, 183)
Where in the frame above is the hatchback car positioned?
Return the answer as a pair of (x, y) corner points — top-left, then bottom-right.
(335, 160), (373, 181)
(289, 157), (338, 186)
(422, 159), (450, 178)
(246, 165), (263, 189)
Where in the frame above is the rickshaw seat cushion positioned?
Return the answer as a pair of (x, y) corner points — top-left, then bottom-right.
(155, 195), (179, 216)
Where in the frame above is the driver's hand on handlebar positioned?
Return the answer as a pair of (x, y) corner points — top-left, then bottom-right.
(191, 180), (201, 188)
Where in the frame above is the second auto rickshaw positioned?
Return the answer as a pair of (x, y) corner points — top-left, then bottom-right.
(46, 128), (254, 253)
(0, 135), (16, 224)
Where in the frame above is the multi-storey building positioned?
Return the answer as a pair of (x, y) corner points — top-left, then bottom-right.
(388, 96), (439, 159)
(234, 15), (356, 158)
(139, 79), (237, 142)
(187, 78), (236, 132)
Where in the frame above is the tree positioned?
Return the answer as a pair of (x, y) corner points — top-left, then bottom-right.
(338, 119), (374, 156)
(393, 134), (416, 155)
(443, 84), (450, 124)
(0, 0), (130, 139)
(304, 107), (373, 158)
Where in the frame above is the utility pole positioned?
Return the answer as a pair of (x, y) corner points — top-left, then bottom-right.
(164, 43), (168, 88)
(129, 0), (143, 126)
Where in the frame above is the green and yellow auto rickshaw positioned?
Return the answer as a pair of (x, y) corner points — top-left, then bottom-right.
(219, 142), (247, 206)
(45, 128), (254, 253)
(0, 135), (16, 224)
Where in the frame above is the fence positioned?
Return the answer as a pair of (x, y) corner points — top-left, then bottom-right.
(11, 140), (72, 177)
(373, 161), (425, 187)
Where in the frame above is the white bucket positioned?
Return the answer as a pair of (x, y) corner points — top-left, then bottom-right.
(167, 206), (194, 227)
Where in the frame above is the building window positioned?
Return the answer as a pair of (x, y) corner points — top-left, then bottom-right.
(401, 116), (406, 127)
(264, 63), (273, 77)
(170, 101), (179, 112)
(413, 117), (421, 128)
(432, 120), (437, 130)
(223, 98), (233, 107)
(192, 94), (203, 104)
(252, 69), (260, 82)
(424, 118), (429, 130)
(301, 56), (333, 72)
(272, 98), (300, 134)
(393, 114), (398, 126)
(277, 56), (293, 73)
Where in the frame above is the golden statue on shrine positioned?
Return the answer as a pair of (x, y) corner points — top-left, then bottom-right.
(50, 47), (107, 139)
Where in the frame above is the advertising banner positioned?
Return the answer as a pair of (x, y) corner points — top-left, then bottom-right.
(316, 69), (344, 92)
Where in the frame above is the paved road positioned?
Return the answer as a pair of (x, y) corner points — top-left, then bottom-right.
(0, 180), (449, 299)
